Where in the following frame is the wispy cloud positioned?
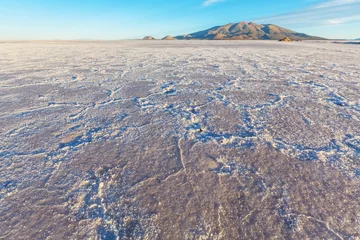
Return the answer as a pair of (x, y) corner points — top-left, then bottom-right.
(203, 0), (225, 6)
(327, 15), (360, 24)
(312, 0), (360, 9)
(255, 0), (360, 27)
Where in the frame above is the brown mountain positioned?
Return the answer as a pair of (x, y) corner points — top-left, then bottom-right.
(142, 36), (156, 40)
(162, 35), (177, 40)
(175, 21), (324, 40)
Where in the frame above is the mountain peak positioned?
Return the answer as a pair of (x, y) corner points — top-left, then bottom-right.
(162, 35), (177, 40)
(142, 36), (156, 40)
(174, 21), (324, 40)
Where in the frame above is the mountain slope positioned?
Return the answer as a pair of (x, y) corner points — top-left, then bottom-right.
(162, 35), (177, 40)
(175, 21), (324, 40)
(143, 36), (156, 40)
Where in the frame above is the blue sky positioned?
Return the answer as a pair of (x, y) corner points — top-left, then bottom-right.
(0, 0), (359, 40)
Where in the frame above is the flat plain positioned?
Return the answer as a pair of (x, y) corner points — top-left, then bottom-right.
(0, 40), (360, 239)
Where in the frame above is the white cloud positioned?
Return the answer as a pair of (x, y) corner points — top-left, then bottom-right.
(255, 0), (360, 27)
(203, 0), (225, 6)
(327, 15), (360, 24)
(312, 0), (360, 9)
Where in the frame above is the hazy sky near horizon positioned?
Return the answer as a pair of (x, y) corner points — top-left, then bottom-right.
(0, 0), (359, 40)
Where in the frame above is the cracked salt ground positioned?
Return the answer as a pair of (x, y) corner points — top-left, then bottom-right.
(1, 40), (360, 239)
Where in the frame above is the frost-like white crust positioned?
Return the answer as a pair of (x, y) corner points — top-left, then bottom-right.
(0, 40), (359, 239)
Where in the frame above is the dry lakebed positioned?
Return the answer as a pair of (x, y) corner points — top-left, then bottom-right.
(0, 40), (360, 239)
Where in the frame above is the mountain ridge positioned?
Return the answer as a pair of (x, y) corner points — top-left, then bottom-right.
(143, 36), (156, 40)
(174, 21), (324, 40)
(162, 35), (177, 40)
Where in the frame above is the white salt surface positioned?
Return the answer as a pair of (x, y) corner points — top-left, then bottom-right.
(0, 40), (360, 239)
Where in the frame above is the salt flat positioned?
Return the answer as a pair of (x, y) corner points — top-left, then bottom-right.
(0, 40), (359, 239)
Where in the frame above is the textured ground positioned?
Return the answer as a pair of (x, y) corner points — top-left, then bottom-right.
(0, 40), (359, 240)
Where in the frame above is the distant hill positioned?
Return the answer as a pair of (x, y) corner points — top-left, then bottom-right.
(175, 21), (325, 40)
(356, 38), (360, 40)
(162, 35), (177, 40)
(143, 36), (156, 40)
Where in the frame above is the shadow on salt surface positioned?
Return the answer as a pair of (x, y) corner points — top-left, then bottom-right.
(0, 180), (17, 199)
(332, 41), (360, 45)
(344, 134), (360, 155)
(326, 92), (348, 107)
(164, 89), (176, 95)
